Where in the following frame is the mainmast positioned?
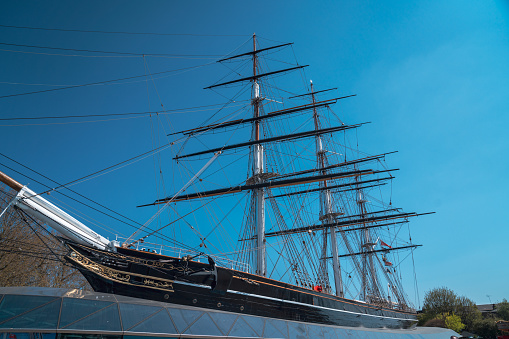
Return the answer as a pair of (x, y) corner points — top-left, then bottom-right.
(169, 37), (309, 276)
(310, 81), (344, 297)
(252, 34), (266, 276)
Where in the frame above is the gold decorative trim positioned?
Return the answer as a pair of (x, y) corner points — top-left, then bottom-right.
(143, 278), (173, 290)
(67, 248), (174, 292)
(70, 243), (187, 272)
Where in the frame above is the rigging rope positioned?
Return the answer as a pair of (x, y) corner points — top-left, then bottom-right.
(0, 24), (251, 37)
(0, 161), (197, 252)
(0, 62), (217, 99)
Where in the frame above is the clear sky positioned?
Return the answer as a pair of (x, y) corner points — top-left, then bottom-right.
(0, 1), (508, 307)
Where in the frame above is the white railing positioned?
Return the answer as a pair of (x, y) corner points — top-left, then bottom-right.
(116, 236), (251, 273)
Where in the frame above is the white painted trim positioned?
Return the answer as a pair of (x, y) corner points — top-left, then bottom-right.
(170, 280), (415, 322)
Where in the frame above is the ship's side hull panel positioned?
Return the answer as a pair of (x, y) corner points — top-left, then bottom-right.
(80, 269), (415, 329)
(67, 243), (417, 330)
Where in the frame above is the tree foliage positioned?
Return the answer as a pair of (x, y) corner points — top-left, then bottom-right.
(423, 317), (446, 328)
(471, 318), (499, 339)
(423, 312), (465, 333)
(0, 184), (89, 289)
(455, 295), (482, 330)
(443, 313), (465, 334)
(422, 287), (458, 317)
(419, 287), (481, 332)
(497, 299), (509, 321)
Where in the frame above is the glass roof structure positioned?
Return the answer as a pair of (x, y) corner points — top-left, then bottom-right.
(0, 287), (456, 338)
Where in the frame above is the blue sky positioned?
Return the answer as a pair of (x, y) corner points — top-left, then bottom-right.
(1, 1), (508, 307)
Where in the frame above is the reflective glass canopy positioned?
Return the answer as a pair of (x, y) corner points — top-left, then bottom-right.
(0, 287), (457, 338)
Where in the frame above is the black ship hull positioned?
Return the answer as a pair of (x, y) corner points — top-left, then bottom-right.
(65, 242), (417, 330)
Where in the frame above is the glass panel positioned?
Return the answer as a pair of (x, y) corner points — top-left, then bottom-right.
(166, 308), (203, 333)
(4, 333), (55, 339)
(228, 316), (259, 338)
(320, 325), (337, 339)
(265, 318), (288, 338)
(59, 298), (113, 328)
(125, 336), (179, 339)
(288, 321), (308, 338)
(262, 318), (284, 338)
(240, 314), (264, 336)
(0, 295), (58, 324)
(0, 298), (60, 329)
(128, 309), (177, 335)
(4, 333), (31, 339)
(35, 333), (56, 339)
(339, 328), (355, 339)
(118, 303), (164, 330)
(208, 311), (238, 335)
(184, 313), (222, 336)
(373, 331), (388, 339)
(75, 294), (118, 303)
(307, 324), (323, 338)
(57, 334), (121, 339)
(63, 304), (121, 332)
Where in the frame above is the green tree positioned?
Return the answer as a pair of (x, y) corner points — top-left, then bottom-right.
(422, 287), (458, 317)
(497, 299), (509, 321)
(471, 318), (498, 339)
(424, 313), (465, 333)
(456, 295), (481, 330)
(423, 317), (446, 328)
(419, 287), (480, 332)
(443, 313), (465, 334)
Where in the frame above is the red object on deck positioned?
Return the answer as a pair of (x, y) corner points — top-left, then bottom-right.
(313, 285), (323, 292)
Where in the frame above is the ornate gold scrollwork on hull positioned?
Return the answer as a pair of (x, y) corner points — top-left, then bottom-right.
(67, 248), (174, 292)
(143, 278), (173, 290)
(71, 243), (187, 272)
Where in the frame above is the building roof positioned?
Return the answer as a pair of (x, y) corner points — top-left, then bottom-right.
(477, 304), (497, 313)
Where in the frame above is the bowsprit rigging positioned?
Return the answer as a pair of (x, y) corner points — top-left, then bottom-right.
(0, 33), (430, 330)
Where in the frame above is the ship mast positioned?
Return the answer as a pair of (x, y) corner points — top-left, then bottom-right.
(158, 39), (425, 302)
(354, 158), (379, 301)
(310, 81), (343, 297)
(252, 33), (266, 276)
(357, 179), (371, 301)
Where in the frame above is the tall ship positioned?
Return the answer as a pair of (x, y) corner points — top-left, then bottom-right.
(0, 35), (429, 330)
